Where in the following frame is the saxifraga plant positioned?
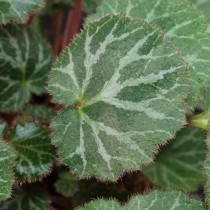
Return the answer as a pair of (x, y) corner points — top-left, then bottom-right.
(0, 0), (210, 209)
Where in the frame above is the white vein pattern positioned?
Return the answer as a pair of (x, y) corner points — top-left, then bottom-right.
(87, 0), (210, 109)
(0, 191), (49, 210)
(0, 0), (44, 24)
(0, 140), (15, 200)
(0, 25), (52, 112)
(143, 127), (206, 191)
(12, 123), (55, 181)
(78, 190), (205, 210)
(50, 16), (187, 180)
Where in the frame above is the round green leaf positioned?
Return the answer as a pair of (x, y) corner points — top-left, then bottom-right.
(87, 0), (210, 110)
(78, 190), (205, 210)
(143, 127), (206, 191)
(0, 0), (45, 24)
(0, 25), (52, 112)
(48, 16), (188, 180)
(10, 123), (56, 181)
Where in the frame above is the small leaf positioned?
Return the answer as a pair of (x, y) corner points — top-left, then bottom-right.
(78, 190), (205, 210)
(143, 127), (206, 191)
(0, 0), (45, 24)
(0, 188), (50, 210)
(48, 15), (188, 180)
(24, 105), (55, 123)
(87, 0), (210, 110)
(191, 0), (210, 32)
(10, 123), (56, 181)
(0, 136), (16, 201)
(0, 25), (52, 112)
(54, 171), (79, 197)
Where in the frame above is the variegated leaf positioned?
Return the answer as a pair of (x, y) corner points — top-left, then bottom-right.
(0, 123), (16, 201)
(48, 16), (188, 180)
(10, 123), (56, 181)
(143, 127), (206, 191)
(0, 188), (50, 210)
(0, 25), (52, 112)
(0, 0), (45, 24)
(78, 190), (205, 210)
(87, 0), (210, 110)
(191, 0), (210, 33)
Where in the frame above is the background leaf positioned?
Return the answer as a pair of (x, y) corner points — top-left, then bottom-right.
(0, 0), (45, 24)
(143, 127), (206, 191)
(205, 128), (210, 207)
(48, 15), (188, 180)
(54, 171), (79, 197)
(78, 190), (205, 210)
(0, 188), (50, 210)
(24, 105), (55, 123)
(10, 123), (56, 181)
(191, 0), (210, 33)
(87, 0), (210, 110)
(0, 124), (16, 201)
(0, 25), (52, 112)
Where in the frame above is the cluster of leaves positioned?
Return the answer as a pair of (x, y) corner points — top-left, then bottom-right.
(0, 0), (210, 209)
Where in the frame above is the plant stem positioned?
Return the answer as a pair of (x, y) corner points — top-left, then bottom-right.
(188, 109), (210, 131)
(61, 0), (83, 51)
(53, 9), (64, 56)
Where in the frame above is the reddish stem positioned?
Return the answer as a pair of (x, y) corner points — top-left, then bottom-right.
(53, 10), (64, 56)
(61, 0), (83, 51)
(61, 10), (73, 51)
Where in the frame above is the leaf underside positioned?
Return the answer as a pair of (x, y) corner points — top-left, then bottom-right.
(0, 0), (45, 24)
(11, 123), (56, 181)
(87, 0), (210, 110)
(143, 127), (206, 191)
(77, 190), (205, 210)
(48, 15), (188, 180)
(0, 124), (16, 201)
(0, 25), (52, 112)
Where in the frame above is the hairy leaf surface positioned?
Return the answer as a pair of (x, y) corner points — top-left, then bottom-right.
(48, 16), (188, 180)
(87, 0), (210, 109)
(0, 25), (52, 112)
(0, 189), (50, 210)
(78, 190), (205, 210)
(143, 127), (206, 191)
(11, 123), (56, 181)
(0, 0), (45, 24)
(0, 123), (16, 201)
